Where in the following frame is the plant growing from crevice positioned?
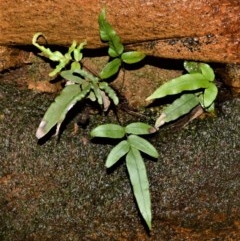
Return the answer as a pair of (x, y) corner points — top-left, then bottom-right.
(32, 7), (219, 232)
(32, 9), (154, 230)
(32, 8), (145, 139)
(33, 33), (119, 139)
(146, 61), (218, 129)
(98, 8), (146, 79)
(91, 122), (158, 230)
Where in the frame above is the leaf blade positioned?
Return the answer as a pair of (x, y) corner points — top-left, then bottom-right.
(105, 140), (130, 168)
(125, 122), (156, 135)
(36, 84), (90, 139)
(60, 70), (84, 84)
(91, 83), (103, 105)
(90, 124), (125, 138)
(99, 58), (121, 79)
(121, 51), (146, 64)
(126, 147), (152, 230)
(155, 93), (200, 128)
(99, 82), (119, 105)
(127, 135), (159, 158)
(146, 73), (209, 100)
(199, 63), (215, 82)
(202, 82), (218, 108)
(184, 61), (201, 73)
(98, 8), (124, 57)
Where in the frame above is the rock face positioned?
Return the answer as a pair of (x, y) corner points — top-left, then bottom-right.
(0, 81), (240, 241)
(0, 0), (240, 64)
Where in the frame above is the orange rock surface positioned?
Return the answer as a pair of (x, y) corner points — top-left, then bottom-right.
(0, 0), (239, 63)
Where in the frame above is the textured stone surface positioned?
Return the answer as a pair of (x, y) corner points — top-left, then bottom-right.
(0, 46), (30, 72)
(0, 53), (183, 108)
(0, 0), (239, 63)
(218, 64), (240, 94)
(0, 80), (239, 240)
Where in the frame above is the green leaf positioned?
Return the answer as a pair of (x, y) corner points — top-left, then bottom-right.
(205, 102), (215, 112)
(70, 61), (81, 71)
(74, 68), (98, 82)
(90, 124), (125, 138)
(125, 122), (156, 135)
(155, 93), (200, 128)
(48, 51), (64, 62)
(48, 41), (78, 76)
(64, 40), (77, 60)
(87, 91), (97, 101)
(99, 82), (119, 105)
(36, 84), (90, 139)
(199, 63), (215, 82)
(98, 8), (124, 57)
(73, 49), (83, 62)
(99, 58), (121, 79)
(60, 70), (84, 84)
(105, 140), (130, 168)
(32, 33), (64, 62)
(108, 40), (124, 58)
(121, 51), (146, 64)
(49, 59), (70, 77)
(146, 73), (210, 100)
(73, 40), (87, 62)
(202, 82), (218, 108)
(98, 8), (114, 41)
(33, 33), (80, 77)
(91, 83), (103, 105)
(127, 135), (159, 158)
(184, 61), (201, 73)
(126, 147), (152, 230)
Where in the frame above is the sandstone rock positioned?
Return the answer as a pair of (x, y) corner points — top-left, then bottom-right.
(218, 64), (240, 94)
(0, 0), (239, 64)
(1, 0), (239, 99)
(0, 46), (30, 71)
